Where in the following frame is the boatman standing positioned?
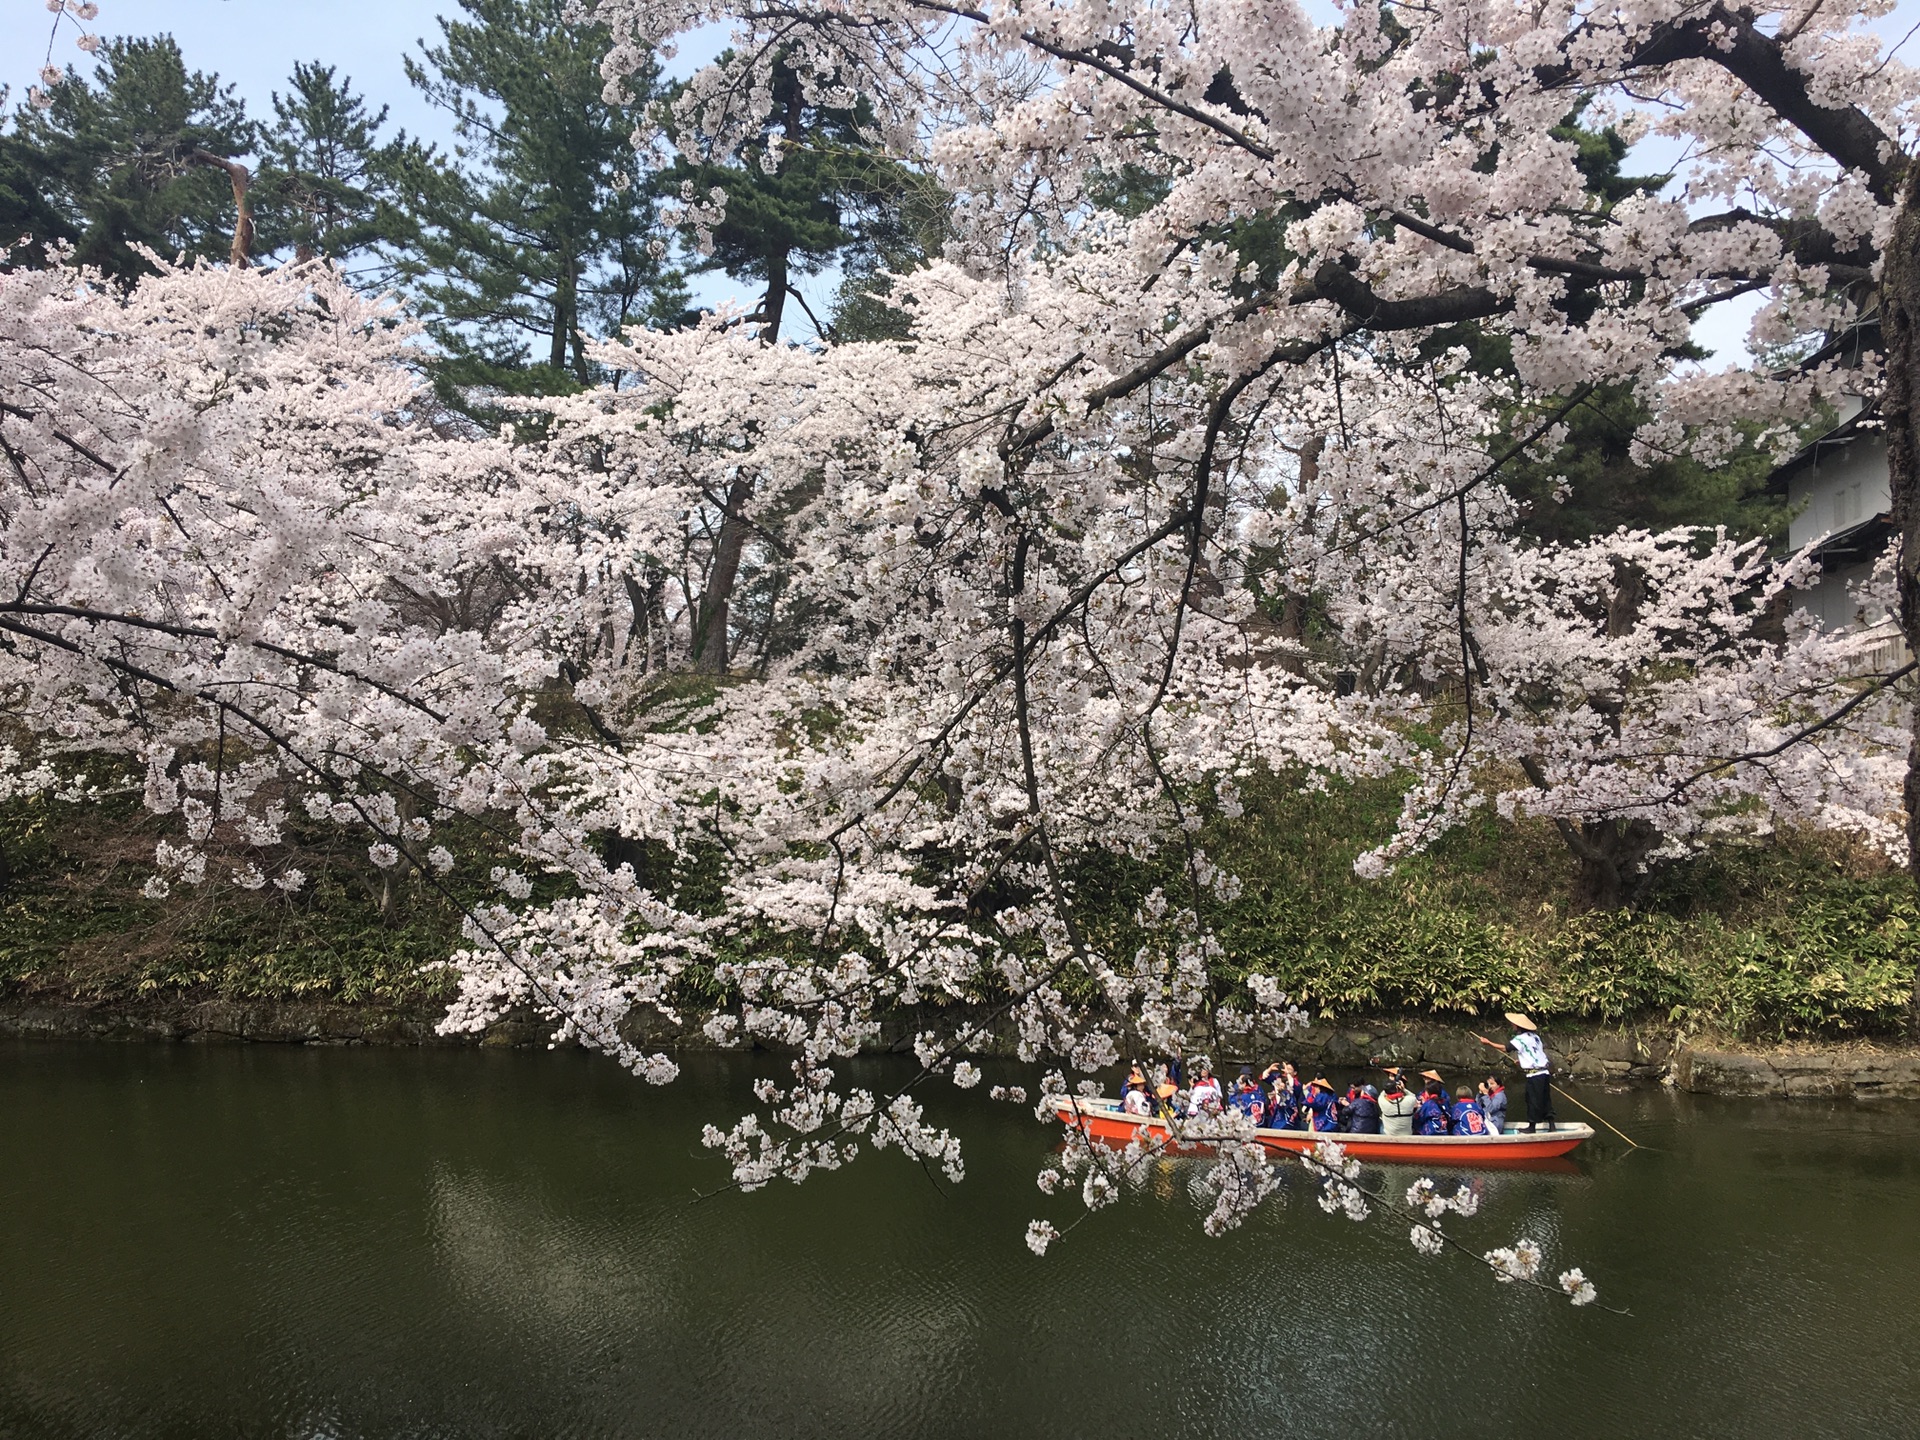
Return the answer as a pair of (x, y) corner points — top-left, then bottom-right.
(1505, 1012), (1557, 1133)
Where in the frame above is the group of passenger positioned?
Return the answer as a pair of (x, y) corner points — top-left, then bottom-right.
(1120, 1055), (1510, 1137)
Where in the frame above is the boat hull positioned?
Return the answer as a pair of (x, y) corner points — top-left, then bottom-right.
(1054, 1099), (1592, 1166)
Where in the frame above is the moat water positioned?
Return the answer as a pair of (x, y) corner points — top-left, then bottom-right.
(1, 1041), (1915, 1438)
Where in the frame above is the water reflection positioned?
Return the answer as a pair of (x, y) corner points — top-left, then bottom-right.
(0, 1042), (1915, 1438)
(427, 1162), (674, 1334)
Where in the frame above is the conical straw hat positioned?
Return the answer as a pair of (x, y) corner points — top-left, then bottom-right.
(1504, 1012), (1538, 1032)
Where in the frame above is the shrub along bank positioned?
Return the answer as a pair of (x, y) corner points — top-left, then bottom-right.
(0, 774), (1914, 1042)
(1075, 773), (1917, 1042)
(0, 791), (462, 1009)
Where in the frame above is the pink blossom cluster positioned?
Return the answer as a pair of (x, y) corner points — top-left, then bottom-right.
(2, 0), (1914, 1277)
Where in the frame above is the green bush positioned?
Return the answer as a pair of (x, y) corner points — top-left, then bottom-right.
(0, 789), (466, 1006)
(1, 768), (1914, 1039)
(1081, 772), (1919, 1040)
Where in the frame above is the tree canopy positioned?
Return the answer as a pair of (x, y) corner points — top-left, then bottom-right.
(3, 0), (1918, 1276)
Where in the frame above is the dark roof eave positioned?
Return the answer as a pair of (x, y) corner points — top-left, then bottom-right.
(1764, 405), (1882, 495)
(1808, 513), (1896, 568)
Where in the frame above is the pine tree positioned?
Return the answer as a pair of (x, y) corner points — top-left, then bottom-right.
(253, 63), (418, 276)
(664, 56), (935, 669)
(9, 36), (253, 280)
(0, 124), (71, 269)
(667, 59), (930, 346)
(396, 0), (681, 407)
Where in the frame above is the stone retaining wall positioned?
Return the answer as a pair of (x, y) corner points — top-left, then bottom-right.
(5, 994), (1918, 1100)
(0, 997), (460, 1047)
(1670, 1045), (1920, 1101)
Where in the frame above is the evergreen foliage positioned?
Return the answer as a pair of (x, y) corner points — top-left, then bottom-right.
(396, 0), (683, 406)
(663, 56), (936, 342)
(252, 63), (419, 275)
(7, 36), (252, 279)
(1069, 772), (1918, 1038)
(1503, 383), (1786, 545)
(3, 773), (1908, 1039)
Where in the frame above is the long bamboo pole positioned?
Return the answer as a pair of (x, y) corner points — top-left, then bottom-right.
(1470, 1033), (1643, 1149)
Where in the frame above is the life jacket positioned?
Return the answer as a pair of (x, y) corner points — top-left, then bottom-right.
(1414, 1097), (1451, 1136)
(1449, 1099), (1489, 1136)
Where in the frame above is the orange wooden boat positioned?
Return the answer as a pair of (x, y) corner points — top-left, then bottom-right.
(1054, 1096), (1593, 1167)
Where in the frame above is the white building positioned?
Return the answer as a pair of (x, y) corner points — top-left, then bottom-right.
(1769, 397), (1896, 634)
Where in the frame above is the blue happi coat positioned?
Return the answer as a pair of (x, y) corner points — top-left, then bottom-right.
(1307, 1089), (1340, 1132)
(1268, 1081), (1303, 1130)
(1449, 1098), (1490, 1136)
(1414, 1096), (1451, 1136)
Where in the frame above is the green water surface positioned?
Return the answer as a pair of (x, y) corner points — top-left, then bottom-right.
(0, 1041), (1914, 1439)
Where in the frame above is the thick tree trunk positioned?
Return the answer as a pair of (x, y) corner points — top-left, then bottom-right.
(1517, 750), (1660, 910)
(1562, 818), (1661, 911)
(622, 569), (668, 671)
(188, 150), (253, 267)
(1885, 165), (1920, 1035)
(549, 256), (576, 374)
(691, 252), (788, 673)
(692, 475), (754, 672)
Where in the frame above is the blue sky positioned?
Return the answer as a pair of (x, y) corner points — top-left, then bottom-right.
(7, 0), (467, 147)
(8, 0), (1919, 360)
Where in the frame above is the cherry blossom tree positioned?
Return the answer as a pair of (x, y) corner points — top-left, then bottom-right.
(578, 0), (1920, 960)
(7, 0), (1920, 1290)
(569, 0), (1919, 1261)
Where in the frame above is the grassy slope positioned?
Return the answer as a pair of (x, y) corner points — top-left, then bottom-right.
(1187, 773), (1917, 1038)
(1, 775), (1913, 1040)
(0, 792), (460, 1007)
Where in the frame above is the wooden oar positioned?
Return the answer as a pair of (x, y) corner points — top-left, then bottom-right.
(1469, 1032), (1644, 1150)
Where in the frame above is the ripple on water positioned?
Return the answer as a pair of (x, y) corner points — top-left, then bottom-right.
(0, 1044), (1916, 1439)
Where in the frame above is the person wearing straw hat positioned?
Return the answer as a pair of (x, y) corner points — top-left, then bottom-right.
(1263, 1062), (1304, 1130)
(1305, 1078), (1341, 1132)
(1504, 1012), (1558, 1133)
